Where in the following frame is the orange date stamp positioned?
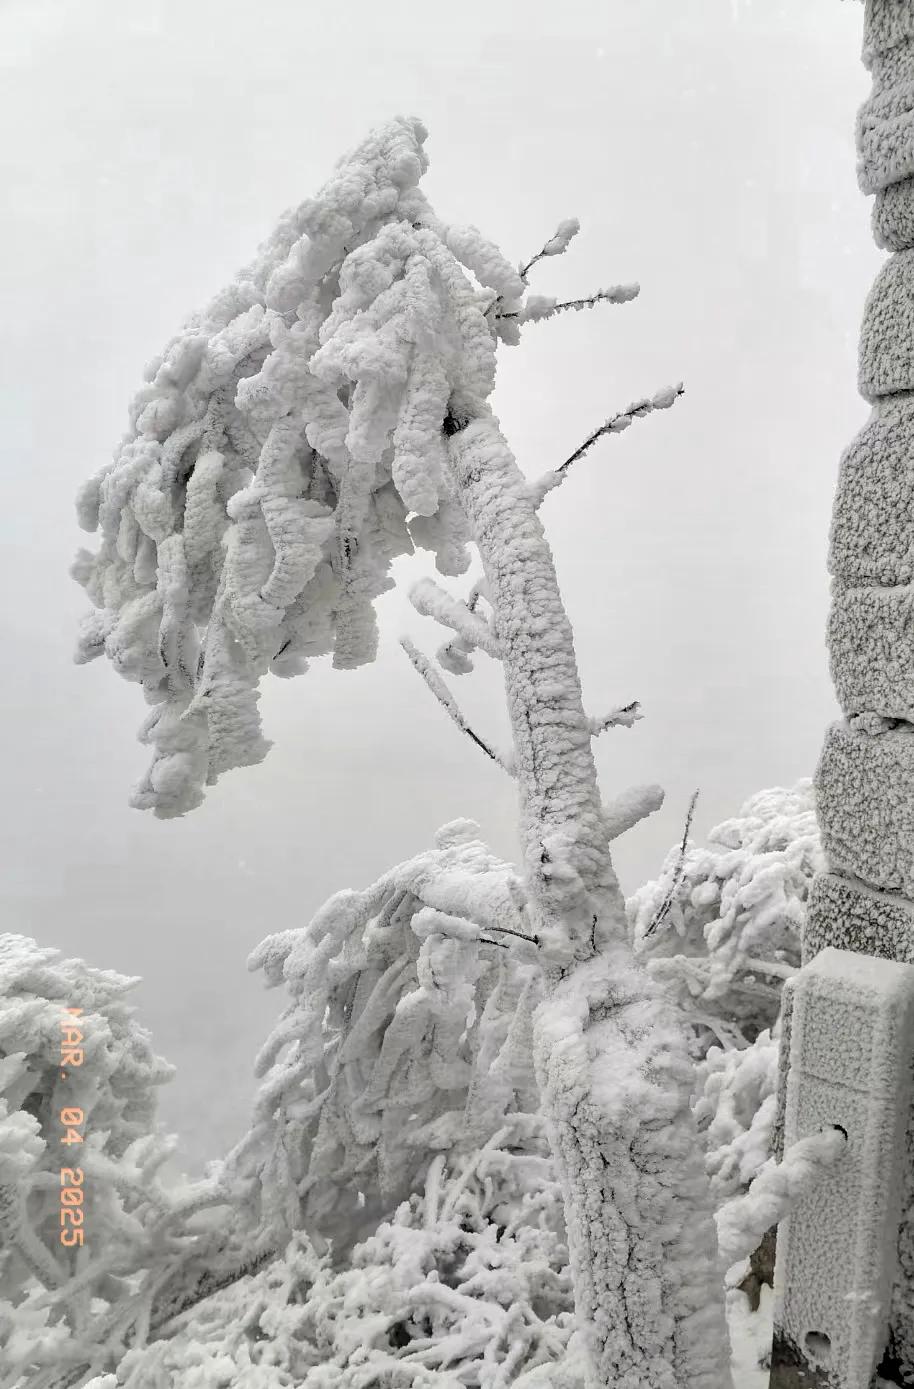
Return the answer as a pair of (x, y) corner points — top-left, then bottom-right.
(59, 1007), (86, 1248)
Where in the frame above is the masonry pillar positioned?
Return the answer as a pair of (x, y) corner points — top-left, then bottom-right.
(771, 2), (914, 1382)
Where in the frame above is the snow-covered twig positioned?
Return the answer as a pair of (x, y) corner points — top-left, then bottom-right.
(557, 385), (685, 474)
(400, 637), (514, 774)
(499, 284), (640, 324)
(644, 789), (700, 937)
(433, 578), (494, 675)
(742, 956), (799, 982)
(527, 384), (685, 508)
(409, 577), (502, 659)
(518, 217), (581, 279)
(588, 700), (642, 735)
(716, 1126), (847, 1266)
(501, 283), (640, 325)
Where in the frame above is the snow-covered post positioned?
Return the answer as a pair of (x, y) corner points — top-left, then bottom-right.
(771, 1), (914, 1381)
(769, 949), (914, 1387)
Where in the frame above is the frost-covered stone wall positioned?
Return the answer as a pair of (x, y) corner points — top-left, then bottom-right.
(779, 0), (914, 1381)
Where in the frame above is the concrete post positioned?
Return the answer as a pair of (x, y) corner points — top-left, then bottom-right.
(769, 949), (914, 1387)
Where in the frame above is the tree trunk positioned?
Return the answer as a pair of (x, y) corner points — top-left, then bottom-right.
(445, 411), (730, 1389)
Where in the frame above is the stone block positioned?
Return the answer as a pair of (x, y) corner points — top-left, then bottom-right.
(829, 398), (914, 587)
(863, 1), (914, 68)
(770, 948), (914, 1387)
(803, 870), (914, 967)
(860, 251), (914, 401)
(815, 721), (914, 897)
(858, 86), (914, 199)
(873, 181), (914, 252)
(828, 581), (914, 721)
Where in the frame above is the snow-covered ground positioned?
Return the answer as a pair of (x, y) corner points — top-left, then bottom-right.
(727, 1272), (774, 1387)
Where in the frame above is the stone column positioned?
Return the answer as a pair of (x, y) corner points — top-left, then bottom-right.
(772, 2), (914, 1383)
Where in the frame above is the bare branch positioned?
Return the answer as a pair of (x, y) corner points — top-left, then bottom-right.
(558, 384), (685, 475)
(400, 638), (514, 775)
(527, 383), (685, 508)
(644, 789), (700, 937)
(589, 700), (642, 735)
(483, 922), (540, 947)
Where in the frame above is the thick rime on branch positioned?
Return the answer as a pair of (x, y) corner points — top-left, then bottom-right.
(72, 117), (729, 1385)
(715, 1126), (847, 1268)
(71, 116), (511, 817)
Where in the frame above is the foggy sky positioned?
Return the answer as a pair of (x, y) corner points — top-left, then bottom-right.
(0, 0), (875, 1170)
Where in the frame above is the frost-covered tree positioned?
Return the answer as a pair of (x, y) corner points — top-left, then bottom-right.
(73, 118), (730, 1386)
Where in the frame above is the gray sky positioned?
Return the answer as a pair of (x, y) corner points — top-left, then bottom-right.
(0, 0), (875, 1171)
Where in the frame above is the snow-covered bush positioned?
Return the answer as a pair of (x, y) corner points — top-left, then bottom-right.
(0, 935), (251, 1389)
(628, 781), (823, 1215)
(224, 819), (541, 1261)
(693, 1027), (781, 1204)
(81, 1114), (580, 1389)
(628, 779), (823, 1050)
(0, 934), (173, 1296)
(2, 782), (820, 1386)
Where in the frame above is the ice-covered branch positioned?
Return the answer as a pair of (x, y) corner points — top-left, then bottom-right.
(434, 577), (494, 675)
(412, 905), (538, 952)
(644, 788), (700, 937)
(602, 782), (665, 842)
(528, 383), (685, 508)
(408, 576), (502, 659)
(588, 699), (642, 735)
(716, 1126), (847, 1266)
(518, 217), (581, 278)
(499, 283), (640, 324)
(399, 637), (514, 774)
